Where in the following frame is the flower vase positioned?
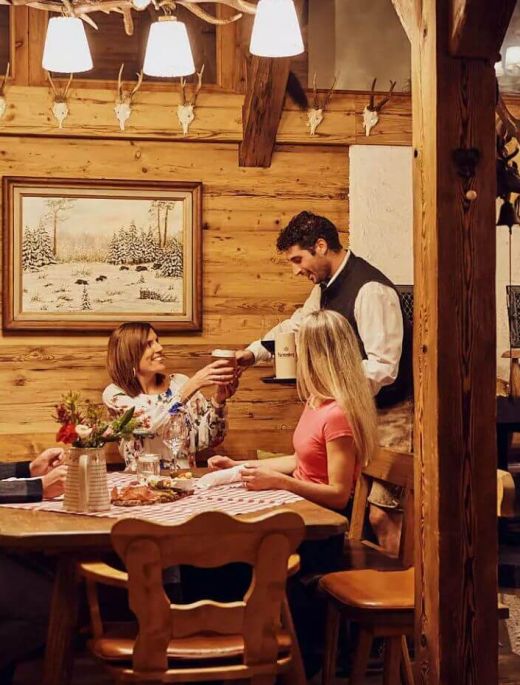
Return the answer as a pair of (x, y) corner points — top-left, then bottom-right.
(64, 445), (110, 513)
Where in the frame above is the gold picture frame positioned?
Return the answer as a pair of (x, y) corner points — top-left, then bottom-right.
(2, 177), (202, 332)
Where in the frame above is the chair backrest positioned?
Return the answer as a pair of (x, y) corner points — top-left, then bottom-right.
(396, 284), (414, 328)
(111, 510), (305, 674)
(348, 447), (414, 567)
(506, 285), (520, 347)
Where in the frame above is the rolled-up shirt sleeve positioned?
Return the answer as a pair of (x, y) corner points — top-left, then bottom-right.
(354, 282), (403, 396)
(247, 285), (322, 363)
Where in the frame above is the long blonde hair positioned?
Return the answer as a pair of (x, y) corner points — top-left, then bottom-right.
(296, 310), (377, 467)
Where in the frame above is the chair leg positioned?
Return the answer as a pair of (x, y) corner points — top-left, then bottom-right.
(279, 596), (306, 685)
(383, 636), (402, 685)
(400, 636), (414, 685)
(321, 602), (341, 685)
(349, 626), (373, 685)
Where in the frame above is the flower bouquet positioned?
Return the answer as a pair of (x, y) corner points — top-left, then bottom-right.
(54, 391), (138, 448)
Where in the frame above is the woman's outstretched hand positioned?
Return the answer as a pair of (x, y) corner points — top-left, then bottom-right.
(181, 360), (236, 402)
(207, 455), (236, 470)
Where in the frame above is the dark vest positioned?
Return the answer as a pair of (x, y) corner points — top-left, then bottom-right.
(320, 252), (413, 408)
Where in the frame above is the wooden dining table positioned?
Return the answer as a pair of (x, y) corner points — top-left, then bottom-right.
(0, 490), (347, 685)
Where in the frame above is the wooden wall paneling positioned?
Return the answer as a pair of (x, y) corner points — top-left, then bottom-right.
(10, 6), (29, 86)
(0, 138), (348, 460)
(353, 92), (413, 145)
(216, 4), (240, 91)
(28, 8), (46, 86)
(409, 0), (500, 682)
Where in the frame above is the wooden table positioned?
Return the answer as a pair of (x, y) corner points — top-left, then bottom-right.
(0, 497), (347, 685)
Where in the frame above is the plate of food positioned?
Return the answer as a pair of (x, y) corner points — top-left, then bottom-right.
(110, 484), (185, 507)
(148, 473), (195, 494)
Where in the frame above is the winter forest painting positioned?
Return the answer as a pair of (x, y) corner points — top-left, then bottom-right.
(4, 179), (202, 331)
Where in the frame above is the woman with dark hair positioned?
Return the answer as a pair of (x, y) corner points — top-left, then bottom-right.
(103, 322), (237, 462)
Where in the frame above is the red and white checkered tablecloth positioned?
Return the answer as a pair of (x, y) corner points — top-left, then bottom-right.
(1, 473), (302, 525)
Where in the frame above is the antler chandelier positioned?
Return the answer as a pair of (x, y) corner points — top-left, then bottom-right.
(0, 0), (304, 75)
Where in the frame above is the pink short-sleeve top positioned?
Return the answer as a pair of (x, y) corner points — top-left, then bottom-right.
(292, 399), (354, 485)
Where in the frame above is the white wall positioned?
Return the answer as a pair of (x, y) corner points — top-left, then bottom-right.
(349, 145), (413, 282)
(307, 0), (411, 91)
(349, 145), (515, 380)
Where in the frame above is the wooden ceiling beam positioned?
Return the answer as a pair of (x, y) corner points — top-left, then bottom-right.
(390, 0), (421, 41)
(238, 56), (291, 168)
(450, 0), (516, 59)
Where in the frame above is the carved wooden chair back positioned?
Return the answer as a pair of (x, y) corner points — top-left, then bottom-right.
(348, 447), (414, 567)
(110, 510), (305, 675)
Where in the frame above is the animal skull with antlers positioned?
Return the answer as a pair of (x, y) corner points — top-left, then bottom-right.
(114, 63), (143, 131)
(47, 72), (73, 129)
(362, 78), (397, 137)
(0, 63), (10, 119)
(177, 65), (204, 137)
(307, 73), (336, 136)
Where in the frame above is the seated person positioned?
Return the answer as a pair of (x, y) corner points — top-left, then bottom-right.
(209, 310), (378, 676)
(210, 309), (377, 518)
(0, 447), (66, 684)
(102, 322), (238, 463)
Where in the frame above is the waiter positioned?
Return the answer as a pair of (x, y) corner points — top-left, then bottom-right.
(237, 211), (413, 553)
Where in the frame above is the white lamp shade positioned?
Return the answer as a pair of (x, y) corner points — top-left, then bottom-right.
(143, 18), (195, 77)
(495, 60), (505, 78)
(250, 0), (304, 58)
(132, 0), (151, 8)
(505, 46), (520, 69)
(42, 17), (93, 73)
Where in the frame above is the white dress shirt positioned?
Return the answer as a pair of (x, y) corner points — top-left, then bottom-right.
(247, 251), (404, 396)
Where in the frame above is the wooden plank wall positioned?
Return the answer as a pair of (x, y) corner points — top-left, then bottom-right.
(0, 132), (353, 461)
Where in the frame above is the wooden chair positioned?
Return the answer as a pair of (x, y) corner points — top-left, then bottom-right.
(344, 447), (414, 570)
(321, 448), (415, 685)
(79, 510), (306, 685)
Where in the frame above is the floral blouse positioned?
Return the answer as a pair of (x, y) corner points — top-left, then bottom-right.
(102, 374), (227, 467)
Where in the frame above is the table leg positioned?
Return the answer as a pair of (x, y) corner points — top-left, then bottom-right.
(42, 555), (80, 685)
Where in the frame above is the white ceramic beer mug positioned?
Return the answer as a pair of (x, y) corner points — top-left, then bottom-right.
(275, 332), (297, 379)
(64, 446), (110, 513)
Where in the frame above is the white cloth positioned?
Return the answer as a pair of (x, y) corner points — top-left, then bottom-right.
(246, 250), (403, 396)
(195, 465), (246, 489)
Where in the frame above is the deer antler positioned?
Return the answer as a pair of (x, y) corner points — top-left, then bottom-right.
(46, 70), (58, 96)
(368, 78), (377, 110)
(321, 75), (337, 110)
(0, 62), (10, 95)
(63, 73), (73, 98)
(312, 72), (319, 109)
(130, 69), (143, 98)
(191, 63), (204, 106)
(117, 63), (124, 101)
(180, 75), (188, 105)
(375, 80), (397, 111)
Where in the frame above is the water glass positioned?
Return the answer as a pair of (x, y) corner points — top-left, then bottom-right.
(162, 411), (189, 473)
(136, 453), (161, 484)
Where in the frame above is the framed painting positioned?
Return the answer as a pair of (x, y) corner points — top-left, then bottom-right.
(2, 177), (202, 332)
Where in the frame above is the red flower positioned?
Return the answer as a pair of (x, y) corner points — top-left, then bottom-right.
(56, 423), (78, 445)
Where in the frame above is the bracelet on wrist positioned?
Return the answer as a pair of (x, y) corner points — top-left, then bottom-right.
(211, 397), (226, 409)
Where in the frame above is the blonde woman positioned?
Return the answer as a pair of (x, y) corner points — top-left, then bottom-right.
(209, 309), (377, 512)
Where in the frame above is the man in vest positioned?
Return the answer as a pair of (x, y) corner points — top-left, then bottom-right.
(237, 211), (413, 553)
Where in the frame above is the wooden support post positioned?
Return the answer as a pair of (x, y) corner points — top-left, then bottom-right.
(409, 0), (513, 682)
(238, 56), (291, 168)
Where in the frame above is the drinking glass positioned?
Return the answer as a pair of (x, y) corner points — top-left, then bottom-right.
(162, 410), (189, 473)
(136, 453), (161, 484)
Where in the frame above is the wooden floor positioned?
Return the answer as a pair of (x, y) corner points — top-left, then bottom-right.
(11, 651), (520, 685)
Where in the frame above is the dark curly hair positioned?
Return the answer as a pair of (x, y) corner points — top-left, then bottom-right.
(276, 211), (343, 253)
